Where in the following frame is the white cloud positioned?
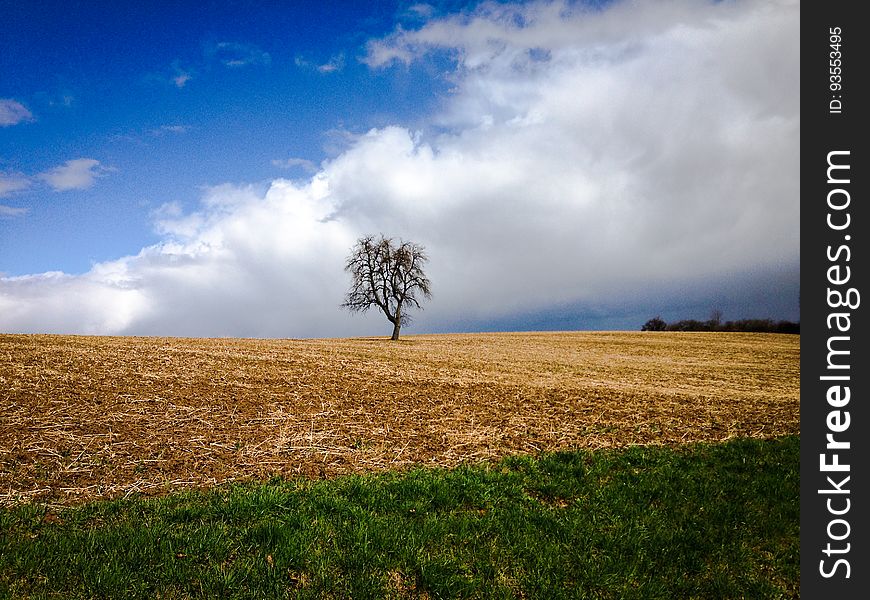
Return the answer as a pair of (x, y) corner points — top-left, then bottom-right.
(173, 72), (192, 88)
(1, 181), (362, 336)
(38, 158), (109, 192)
(361, 36), (415, 68)
(0, 99), (33, 126)
(166, 42), (270, 88)
(271, 157), (318, 172)
(317, 54), (345, 73)
(0, 173), (31, 197)
(0, 0), (799, 336)
(168, 60), (194, 88)
(149, 124), (191, 136)
(406, 4), (435, 20)
(0, 204), (28, 218)
(33, 91), (76, 108)
(295, 54), (346, 73)
(0, 271), (149, 334)
(208, 42), (271, 68)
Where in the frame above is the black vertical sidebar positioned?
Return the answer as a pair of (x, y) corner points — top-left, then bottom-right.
(801, 1), (868, 597)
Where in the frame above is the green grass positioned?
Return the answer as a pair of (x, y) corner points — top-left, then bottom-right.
(0, 436), (798, 599)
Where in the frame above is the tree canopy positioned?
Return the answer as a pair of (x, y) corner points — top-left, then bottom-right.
(342, 235), (432, 340)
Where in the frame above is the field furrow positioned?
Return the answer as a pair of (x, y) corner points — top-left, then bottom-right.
(0, 332), (799, 505)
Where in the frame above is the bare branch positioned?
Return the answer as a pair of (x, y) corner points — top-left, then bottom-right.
(341, 234), (432, 339)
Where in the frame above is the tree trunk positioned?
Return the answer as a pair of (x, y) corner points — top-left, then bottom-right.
(390, 304), (402, 340)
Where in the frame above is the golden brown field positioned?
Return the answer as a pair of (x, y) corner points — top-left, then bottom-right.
(0, 332), (799, 506)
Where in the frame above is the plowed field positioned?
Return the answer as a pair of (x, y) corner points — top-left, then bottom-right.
(1, 332), (799, 505)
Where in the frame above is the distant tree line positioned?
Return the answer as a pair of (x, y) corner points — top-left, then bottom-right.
(641, 314), (799, 334)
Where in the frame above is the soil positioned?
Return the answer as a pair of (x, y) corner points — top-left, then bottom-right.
(0, 331), (799, 505)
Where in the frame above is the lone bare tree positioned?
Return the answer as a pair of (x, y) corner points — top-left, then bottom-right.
(342, 234), (432, 340)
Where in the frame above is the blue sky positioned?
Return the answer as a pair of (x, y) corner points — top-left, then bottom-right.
(1, 1), (447, 275)
(1, 0), (800, 337)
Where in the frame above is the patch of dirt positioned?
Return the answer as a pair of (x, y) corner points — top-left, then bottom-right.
(0, 332), (799, 505)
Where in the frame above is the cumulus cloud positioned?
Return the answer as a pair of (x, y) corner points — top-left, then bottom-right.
(38, 158), (109, 192)
(0, 0), (799, 336)
(0, 271), (150, 334)
(0, 99), (33, 126)
(1, 181), (362, 336)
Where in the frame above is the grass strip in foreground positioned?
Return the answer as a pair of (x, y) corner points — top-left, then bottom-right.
(0, 436), (798, 599)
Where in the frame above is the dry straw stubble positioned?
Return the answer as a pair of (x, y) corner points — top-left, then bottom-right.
(0, 331), (799, 505)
